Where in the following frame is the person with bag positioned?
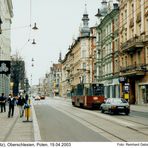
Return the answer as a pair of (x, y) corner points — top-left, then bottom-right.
(7, 94), (16, 118)
(17, 94), (26, 117)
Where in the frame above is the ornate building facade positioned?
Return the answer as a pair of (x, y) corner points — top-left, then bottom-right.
(61, 5), (96, 98)
(119, 0), (148, 104)
(95, 0), (120, 99)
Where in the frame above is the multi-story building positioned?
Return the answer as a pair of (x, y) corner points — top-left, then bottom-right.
(119, 0), (148, 104)
(61, 5), (96, 98)
(0, 0), (13, 96)
(95, 0), (120, 99)
(49, 63), (62, 96)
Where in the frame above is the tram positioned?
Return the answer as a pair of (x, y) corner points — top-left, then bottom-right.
(71, 83), (105, 109)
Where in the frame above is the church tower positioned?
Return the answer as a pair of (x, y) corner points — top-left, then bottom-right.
(80, 4), (90, 37)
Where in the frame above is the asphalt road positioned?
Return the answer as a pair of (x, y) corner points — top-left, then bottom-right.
(34, 105), (109, 142)
(33, 97), (148, 142)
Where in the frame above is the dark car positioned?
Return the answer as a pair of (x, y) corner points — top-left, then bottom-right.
(100, 98), (130, 115)
(40, 95), (45, 100)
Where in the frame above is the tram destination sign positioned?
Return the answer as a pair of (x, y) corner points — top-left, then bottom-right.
(0, 61), (11, 74)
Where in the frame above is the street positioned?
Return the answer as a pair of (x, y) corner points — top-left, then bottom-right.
(33, 97), (148, 142)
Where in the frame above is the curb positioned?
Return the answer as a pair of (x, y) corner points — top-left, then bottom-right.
(31, 103), (42, 141)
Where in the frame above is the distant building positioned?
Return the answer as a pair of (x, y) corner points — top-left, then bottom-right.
(49, 63), (62, 96)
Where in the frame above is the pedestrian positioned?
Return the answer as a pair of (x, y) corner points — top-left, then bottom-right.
(7, 94), (16, 118)
(25, 93), (29, 103)
(0, 93), (6, 112)
(17, 94), (26, 117)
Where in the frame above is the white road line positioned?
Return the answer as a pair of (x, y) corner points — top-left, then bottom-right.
(31, 104), (41, 141)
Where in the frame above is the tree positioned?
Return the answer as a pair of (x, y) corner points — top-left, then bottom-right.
(10, 53), (26, 96)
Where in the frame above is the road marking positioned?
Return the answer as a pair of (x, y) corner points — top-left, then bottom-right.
(31, 104), (41, 141)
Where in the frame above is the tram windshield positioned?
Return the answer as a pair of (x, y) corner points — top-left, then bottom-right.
(71, 83), (104, 96)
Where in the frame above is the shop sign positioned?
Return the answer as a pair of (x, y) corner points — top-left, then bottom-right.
(0, 61), (11, 74)
(119, 77), (126, 83)
(124, 83), (130, 92)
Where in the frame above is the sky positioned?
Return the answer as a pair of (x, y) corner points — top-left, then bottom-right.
(11, 0), (102, 85)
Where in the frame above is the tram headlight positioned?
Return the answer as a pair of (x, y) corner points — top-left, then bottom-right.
(93, 97), (98, 101)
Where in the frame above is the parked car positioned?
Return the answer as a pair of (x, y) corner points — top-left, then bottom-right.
(100, 98), (130, 115)
(34, 95), (40, 101)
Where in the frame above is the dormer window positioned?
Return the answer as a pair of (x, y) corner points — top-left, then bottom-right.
(0, 17), (2, 34)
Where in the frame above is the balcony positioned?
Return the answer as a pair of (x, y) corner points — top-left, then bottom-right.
(121, 36), (144, 52)
(120, 64), (146, 77)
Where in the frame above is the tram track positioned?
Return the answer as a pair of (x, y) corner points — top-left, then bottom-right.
(54, 98), (148, 128)
(48, 103), (145, 141)
(34, 98), (148, 141)
(49, 103), (127, 142)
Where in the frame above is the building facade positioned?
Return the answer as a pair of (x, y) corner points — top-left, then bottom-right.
(119, 0), (148, 104)
(49, 63), (62, 97)
(61, 5), (96, 98)
(95, 0), (120, 99)
(0, 0), (13, 96)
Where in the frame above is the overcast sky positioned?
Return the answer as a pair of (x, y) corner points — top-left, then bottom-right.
(11, 0), (102, 85)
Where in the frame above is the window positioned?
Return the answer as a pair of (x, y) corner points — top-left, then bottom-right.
(125, 9), (127, 20)
(122, 57), (124, 67)
(130, 54), (133, 65)
(115, 59), (118, 72)
(139, 24), (141, 35)
(131, 3), (134, 18)
(0, 17), (2, 34)
(138, 51), (141, 64)
(82, 50), (86, 58)
(125, 56), (128, 67)
(82, 63), (86, 69)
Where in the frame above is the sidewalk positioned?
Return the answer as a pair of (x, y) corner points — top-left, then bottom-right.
(130, 104), (148, 113)
(0, 105), (34, 142)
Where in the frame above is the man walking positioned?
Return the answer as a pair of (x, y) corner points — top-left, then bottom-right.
(8, 94), (16, 118)
(0, 93), (6, 112)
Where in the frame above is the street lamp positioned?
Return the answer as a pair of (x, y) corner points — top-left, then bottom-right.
(32, 22), (38, 30)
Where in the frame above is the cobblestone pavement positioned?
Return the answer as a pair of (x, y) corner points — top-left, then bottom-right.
(0, 105), (34, 142)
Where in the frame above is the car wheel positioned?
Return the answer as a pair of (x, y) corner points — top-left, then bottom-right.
(109, 109), (113, 115)
(101, 107), (105, 113)
(125, 111), (129, 115)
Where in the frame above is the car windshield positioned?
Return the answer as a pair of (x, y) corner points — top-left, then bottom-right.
(111, 98), (127, 104)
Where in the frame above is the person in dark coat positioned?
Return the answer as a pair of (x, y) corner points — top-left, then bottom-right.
(8, 94), (16, 118)
(0, 93), (6, 112)
(17, 94), (26, 117)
